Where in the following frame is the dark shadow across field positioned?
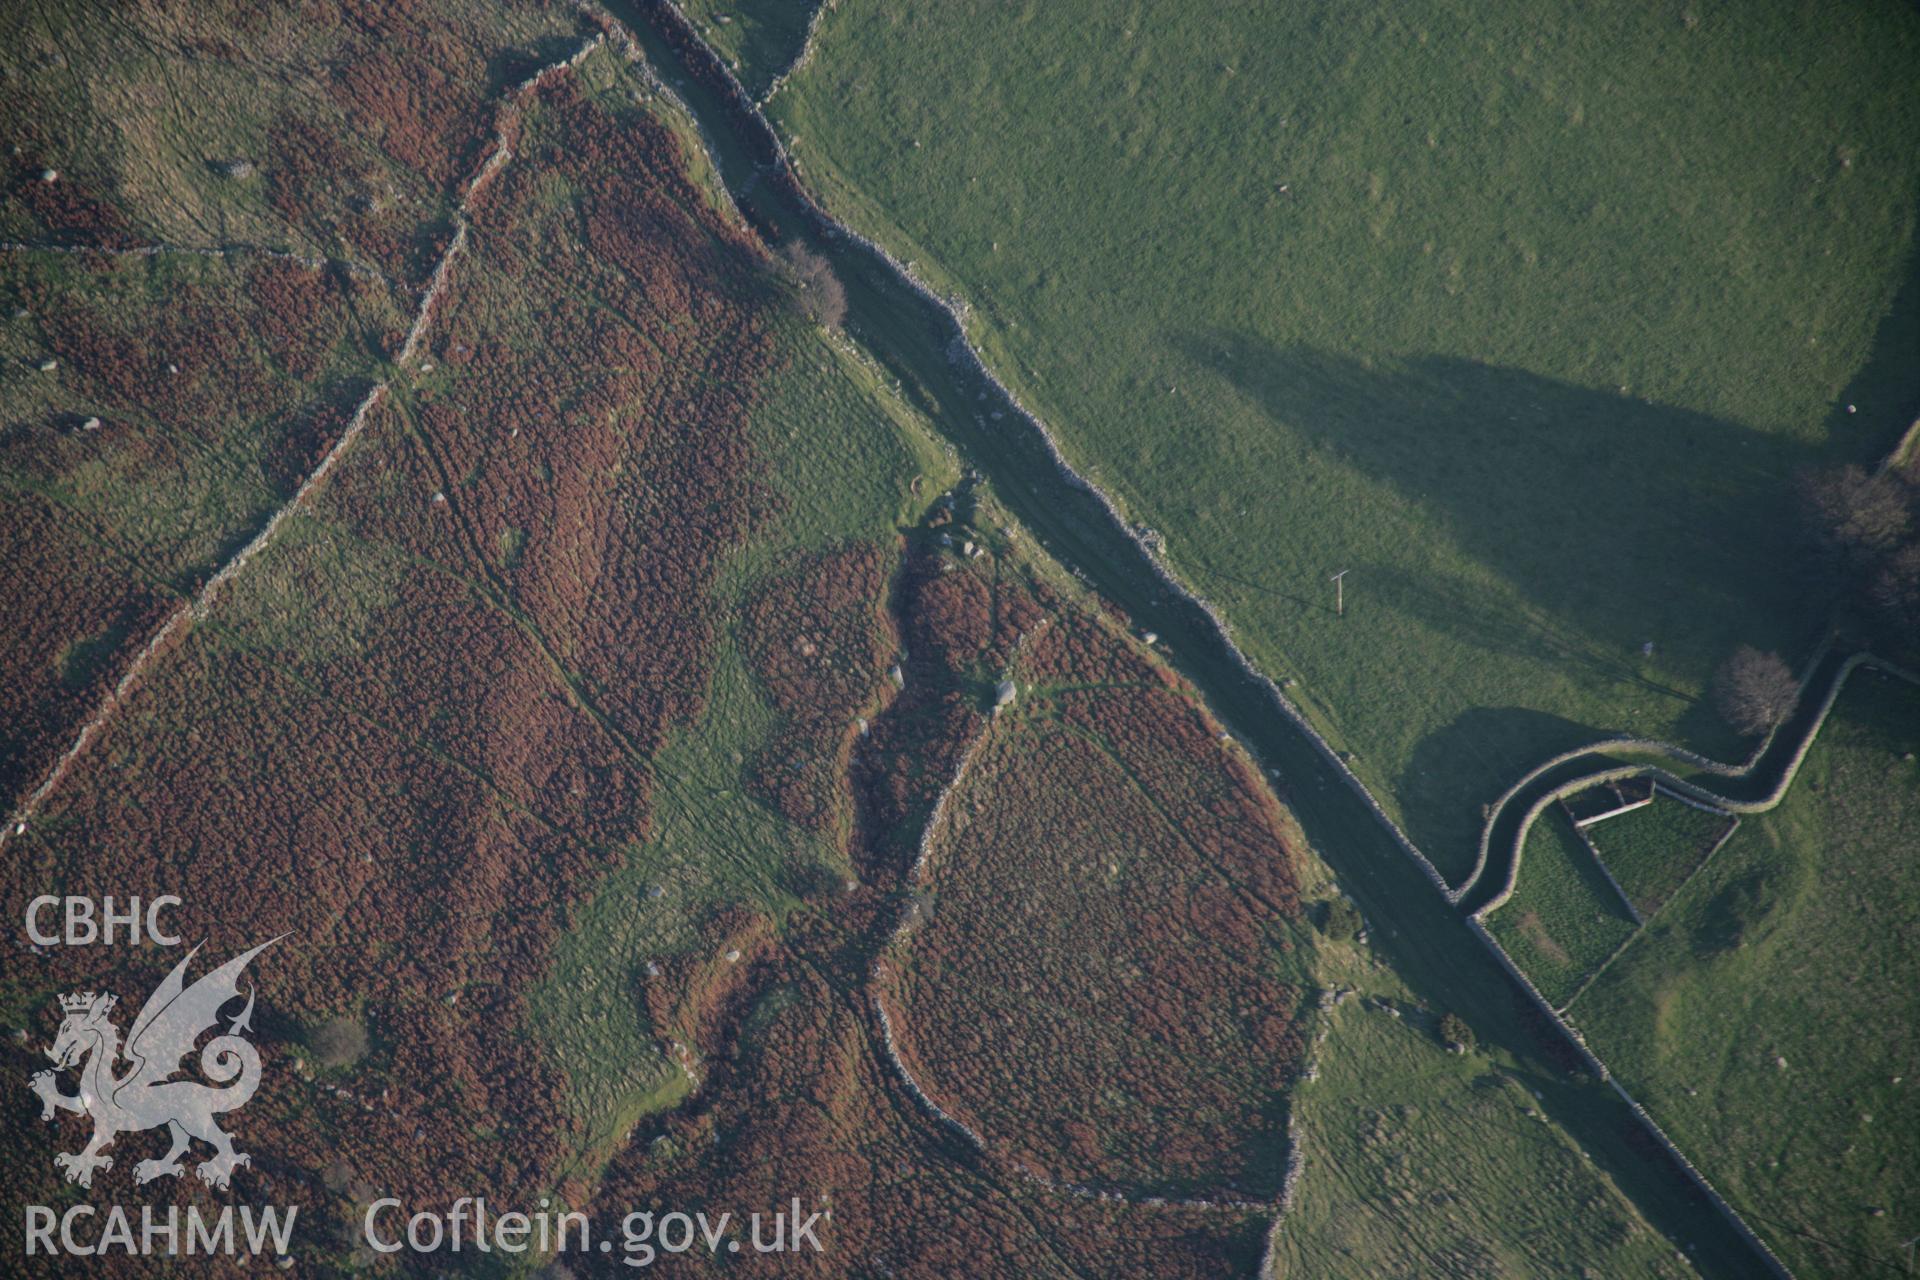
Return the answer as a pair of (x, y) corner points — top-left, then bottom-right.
(1183, 339), (1851, 862)
(1356, 559), (1697, 700)
(1825, 238), (1920, 456)
(1401, 703), (1600, 825)
(1183, 340), (1823, 669)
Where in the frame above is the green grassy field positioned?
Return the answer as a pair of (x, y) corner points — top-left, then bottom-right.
(770, 0), (1920, 881)
(1583, 793), (1735, 918)
(1569, 670), (1920, 1277)
(1486, 807), (1638, 1007)
(676, 0), (816, 98)
(1273, 916), (1693, 1279)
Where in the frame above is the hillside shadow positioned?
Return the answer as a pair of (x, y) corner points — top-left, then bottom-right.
(1825, 238), (1920, 462)
(1357, 560), (1694, 700)
(1181, 339), (1824, 667)
(1399, 704), (1604, 880)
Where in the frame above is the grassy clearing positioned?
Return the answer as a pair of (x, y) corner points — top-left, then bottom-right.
(1569, 671), (1920, 1277)
(529, 639), (794, 1176)
(0, 0), (580, 258)
(1583, 793), (1734, 918)
(1486, 807), (1637, 1007)
(773, 0), (1920, 880)
(1273, 921), (1692, 1278)
(531, 259), (954, 1174)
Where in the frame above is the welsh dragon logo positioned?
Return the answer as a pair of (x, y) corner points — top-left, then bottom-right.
(29, 939), (278, 1190)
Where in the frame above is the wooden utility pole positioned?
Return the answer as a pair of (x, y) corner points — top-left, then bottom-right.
(1330, 569), (1349, 617)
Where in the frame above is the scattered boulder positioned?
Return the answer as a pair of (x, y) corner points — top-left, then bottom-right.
(1438, 1012), (1475, 1053)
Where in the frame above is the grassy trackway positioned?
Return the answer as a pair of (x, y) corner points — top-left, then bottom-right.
(597, 2), (1791, 1273)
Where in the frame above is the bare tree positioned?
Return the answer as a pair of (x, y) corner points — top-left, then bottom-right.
(1797, 465), (1913, 561)
(780, 241), (846, 328)
(1712, 645), (1799, 736)
(1872, 542), (1920, 632)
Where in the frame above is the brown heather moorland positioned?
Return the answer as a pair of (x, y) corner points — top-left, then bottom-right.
(0, 6), (1325, 1276)
(0, 34), (794, 1272)
(584, 535), (1289, 1277)
(0, 0), (587, 813)
(0, 251), (385, 810)
(740, 540), (893, 835)
(881, 602), (1315, 1200)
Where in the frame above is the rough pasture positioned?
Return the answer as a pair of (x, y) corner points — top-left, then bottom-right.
(583, 539), (1277, 1277)
(1583, 793), (1736, 919)
(1486, 807), (1638, 1007)
(0, 250), (392, 809)
(741, 541), (894, 833)
(588, 921), (1275, 1278)
(0, 56), (795, 1265)
(1570, 671), (1920, 1277)
(0, 0), (582, 287)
